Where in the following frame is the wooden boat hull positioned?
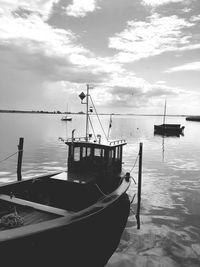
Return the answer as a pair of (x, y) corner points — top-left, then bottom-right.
(0, 174), (130, 267)
(0, 193), (130, 267)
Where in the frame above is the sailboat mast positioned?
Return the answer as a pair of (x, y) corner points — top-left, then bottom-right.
(163, 99), (167, 125)
(86, 84), (89, 142)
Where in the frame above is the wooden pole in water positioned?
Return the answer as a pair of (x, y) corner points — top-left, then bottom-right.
(17, 137), (24, 181)
(136, 142), (143, 229)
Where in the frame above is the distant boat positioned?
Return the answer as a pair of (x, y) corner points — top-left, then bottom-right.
(61, 115), (72, 121)
(154, 100), (185, 136)
(186, 116), (200, 122)
(61, 104), (72, 121)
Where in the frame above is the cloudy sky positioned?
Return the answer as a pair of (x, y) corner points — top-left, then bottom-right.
(0, 0), (200, 114)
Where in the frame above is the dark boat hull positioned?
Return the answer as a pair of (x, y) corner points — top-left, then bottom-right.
(154, 124), (184, 136)
(61, 118), (72, 121)
(186, 116), (200, 121)
(0, 172), (131, 267)
(0, 193), (130, 267)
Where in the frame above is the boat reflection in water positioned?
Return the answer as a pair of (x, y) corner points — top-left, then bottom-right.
(0, 85), (137, 267)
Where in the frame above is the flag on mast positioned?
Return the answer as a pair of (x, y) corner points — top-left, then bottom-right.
(107, 114), (112, 139)
(109, 114), (112, 128)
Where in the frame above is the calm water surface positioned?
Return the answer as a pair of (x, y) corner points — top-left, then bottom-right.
(1, 113), (200, 267)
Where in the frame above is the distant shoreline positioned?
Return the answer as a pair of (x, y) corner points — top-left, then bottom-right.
(0, 109), (188, 117)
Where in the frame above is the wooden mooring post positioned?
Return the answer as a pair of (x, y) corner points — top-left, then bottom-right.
(17, 137), (24, 181)
(136, 142), (143, 229)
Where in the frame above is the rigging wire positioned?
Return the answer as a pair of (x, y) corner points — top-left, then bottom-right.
(89, 95), (108, 141)
(88, 115), (97, 141)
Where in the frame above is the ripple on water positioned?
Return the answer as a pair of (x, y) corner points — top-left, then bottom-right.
(107, 223), (200, 267)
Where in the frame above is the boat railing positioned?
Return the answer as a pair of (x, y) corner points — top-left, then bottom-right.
(109, 140), (126, 146)
(61, 137), (87, 143)
(59, 137), (126, 146)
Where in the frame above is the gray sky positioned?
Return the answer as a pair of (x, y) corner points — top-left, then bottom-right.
(0, 0), (200, 114)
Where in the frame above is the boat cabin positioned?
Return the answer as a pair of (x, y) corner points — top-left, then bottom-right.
(65, 137), (126, 181)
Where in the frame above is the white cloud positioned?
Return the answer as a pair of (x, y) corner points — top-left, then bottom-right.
(0, 13), (88, 58)
(156, 81), (166, 84)
(109, 14), (195, 62)
(0, 0), (59, 20)
(190, 15), (200, 22)
(182, 7), (191, 13)
(165, 62), (200, 72)
(89, 71), (184, 109)
(142, 0), (185, 7)
(66, 0), (100, 17)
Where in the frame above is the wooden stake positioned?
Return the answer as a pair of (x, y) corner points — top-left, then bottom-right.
(136, 142), (143, 229)
(17, 137), (24, 181)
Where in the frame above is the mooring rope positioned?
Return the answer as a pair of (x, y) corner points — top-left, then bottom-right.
(130, 193), (136, 204)
(94, 183), (107, 196)
(129, 152), (139, 173)
(0, 150), (23, 164)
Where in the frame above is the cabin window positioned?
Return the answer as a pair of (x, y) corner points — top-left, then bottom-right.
(82, 147), (86, 158)
(81, 146), (91, 158)
(86, 147), (91, 157)
(109, 150), (112, 160)
(112, 149), (115, 159)
(116, 147), (120, 159)
(117, 146), (122, 160)
(94, 148), (101, 157)
(74, 147), (80, 161)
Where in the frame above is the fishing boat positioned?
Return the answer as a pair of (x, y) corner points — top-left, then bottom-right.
(154, 100), (185, 136)
(0, 85), (137, 267)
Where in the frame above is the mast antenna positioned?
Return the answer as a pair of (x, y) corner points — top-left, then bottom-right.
(79, 84), (91, 142)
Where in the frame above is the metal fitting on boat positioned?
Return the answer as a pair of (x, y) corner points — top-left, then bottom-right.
(125, 172), (130, 182)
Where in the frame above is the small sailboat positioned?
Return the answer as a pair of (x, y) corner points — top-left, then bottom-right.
(61, 115), (72, 121)
(61, 104), (72, 121)
(154, 100), (185, 136)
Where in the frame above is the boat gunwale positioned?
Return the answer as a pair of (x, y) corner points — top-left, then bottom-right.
(0, 175), (130, 242)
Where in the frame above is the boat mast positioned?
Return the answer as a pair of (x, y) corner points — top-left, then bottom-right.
(163, 99), (167, 125)
(86, 84), (89, 142)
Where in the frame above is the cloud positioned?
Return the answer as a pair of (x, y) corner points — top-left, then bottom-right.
(66, 0), (100, 17)
(109, 13), (197, 63)
(165, 61), (200, 72)
(0, 0), (59, 20)
(0, 5), (123, 109)
(0, 8), (118, 81)
(0, 5), (124, 83)
(0, 12), (88, 57)
(89, 71), (183, 110)
(142, 0), (186, 7)
(190, 15), (200, 22)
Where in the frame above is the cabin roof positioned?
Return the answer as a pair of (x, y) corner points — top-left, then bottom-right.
(64, 138), (126, 149)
